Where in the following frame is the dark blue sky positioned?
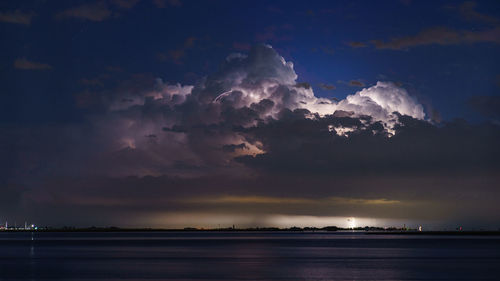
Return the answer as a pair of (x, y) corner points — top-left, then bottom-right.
(1, 0), (499, 125)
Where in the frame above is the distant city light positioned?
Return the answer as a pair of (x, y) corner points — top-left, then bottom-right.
(347, 217), (356, 229)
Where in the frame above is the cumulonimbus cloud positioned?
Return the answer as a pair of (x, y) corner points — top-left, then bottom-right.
(11, 46), (432, 179)
(31, 44), (426, 180)
(115, 45), (425, 131)
(81, 45), (427, 176)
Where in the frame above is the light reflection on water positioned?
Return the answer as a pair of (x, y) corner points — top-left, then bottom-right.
(0, 231), (499, 280)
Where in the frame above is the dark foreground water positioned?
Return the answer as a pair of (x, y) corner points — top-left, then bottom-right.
(1, 232), (500, 280)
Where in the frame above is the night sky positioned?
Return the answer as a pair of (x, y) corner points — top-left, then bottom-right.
(1, 0), (500, 229)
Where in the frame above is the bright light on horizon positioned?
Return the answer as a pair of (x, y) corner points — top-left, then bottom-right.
(141, 213), (415, 229)
(347, 217), (356, 229)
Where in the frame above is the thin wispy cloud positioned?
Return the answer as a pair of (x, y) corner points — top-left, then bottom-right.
(111, 0), (141, 9)
(14, 58), (52, 70)
(0, 10), (35, 25)
(185, 195), (401, 205)
(319, 83), (336, 90)
(337, 80), (366, 87)
(347, 41), (367, 48)
(157, 36), (196, 64)
(371, 26), (500, 50)
(457, 1), (498, 24)
(56, 2), (111, 22)
(153, 0), (182, 8)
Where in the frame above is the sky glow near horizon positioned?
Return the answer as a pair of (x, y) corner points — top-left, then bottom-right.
(139, 213), (451, 230)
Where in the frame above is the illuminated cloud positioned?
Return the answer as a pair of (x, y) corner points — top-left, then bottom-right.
(63, 45), (428, 177)
(7, 46), (429, 180)
(201, 45), (425, 131)
(109, 79), (193, 110)
(335, 81), (425, 130)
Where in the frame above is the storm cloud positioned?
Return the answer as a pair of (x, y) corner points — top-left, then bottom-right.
(2, 45), (499, 228)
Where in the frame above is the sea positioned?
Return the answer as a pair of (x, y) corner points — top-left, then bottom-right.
(1, 231), (499, 280)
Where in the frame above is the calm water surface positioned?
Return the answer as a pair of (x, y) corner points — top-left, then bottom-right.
(1, 231), (499, 280)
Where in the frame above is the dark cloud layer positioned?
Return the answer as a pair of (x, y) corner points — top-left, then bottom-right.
(238, 112), (500, 175)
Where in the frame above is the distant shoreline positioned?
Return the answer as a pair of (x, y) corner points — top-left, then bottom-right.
(365, 231), (500, 236)
(1, 227), (500, 235)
